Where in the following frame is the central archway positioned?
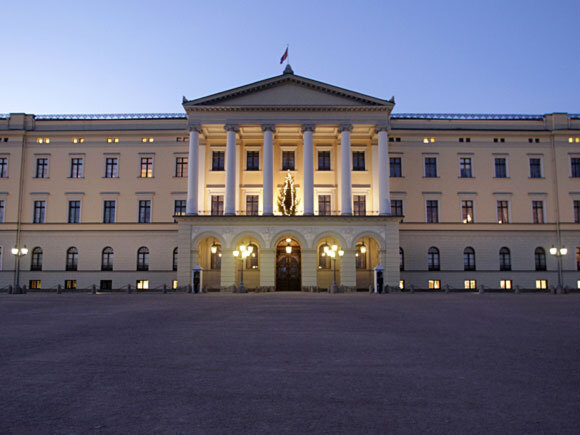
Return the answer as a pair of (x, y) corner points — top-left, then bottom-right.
(275, 237), (301, 291)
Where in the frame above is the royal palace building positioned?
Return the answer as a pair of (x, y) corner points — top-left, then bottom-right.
(1, 66), (579, 292)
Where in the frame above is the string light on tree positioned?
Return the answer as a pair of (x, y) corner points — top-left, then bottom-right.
(277, 171), (299, 216)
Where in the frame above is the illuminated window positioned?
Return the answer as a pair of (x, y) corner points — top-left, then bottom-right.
(536, 280), (547, 290)
(175, 157), (188, 177)
(423, 137), (436, 143)
(136, 280), (149, 290)
(29, 280), (41, 289)
(246, 243), (259, 269)
(65, 280), (77, 289)
(141, 137), (154, 143)
(497, 200), (509, 224)
(355, 243), (367, 269)
(210, 243), (222, 270)
(464, 280), (477, 290)
(428, 280), (440, 290)
(461, 200), (474, 223)
(107, 138), (119, 143)
(211, 195), (224, 216)
(577, 280), (580, 289)
(399, 280), (405, 290)
(500, 280), (512, 290)
(246, 195), (259, 216)
(318, 195), (331, 216)
(172, 280), (178, 289)
(174, 200), (186, 219)
(36, 138), (50, 143)
(140, 157), (153, 178)
(72, 137), (84, 143)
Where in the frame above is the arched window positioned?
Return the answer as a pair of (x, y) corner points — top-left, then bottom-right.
(137, 247), (149, 271)
(210, 243), (222, 269)
(535, 247), (546, 271)
(464, 247), (476, 271)
(400, 247), (404, 271)
(101, 247), (113, 271)
(499, 247), (511, 271)
(31, 247), (43, 271)
(172, 247), (178, 271)
(66, 247), (78, 271)
(0, 246), (2, 271)
(428, 247), (440, 271)
(246, 243), (259, 269)
(318, 243), (331, 270)
(355, 244), (367, 269)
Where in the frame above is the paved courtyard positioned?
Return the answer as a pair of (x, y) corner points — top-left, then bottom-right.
(1, 293), (579, 434)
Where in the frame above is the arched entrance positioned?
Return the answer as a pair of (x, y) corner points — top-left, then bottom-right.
(354, 236), (381, 290)
(275, 237), (301, 291)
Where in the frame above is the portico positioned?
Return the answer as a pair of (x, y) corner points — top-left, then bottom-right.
(178, 66), (400, 291)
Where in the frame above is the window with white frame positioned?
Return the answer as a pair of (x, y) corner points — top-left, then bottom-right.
(461, 200), (474, 223)
(35, 157), (49, 178)
(68, 200), (81, 223)
(70, 157), (84, 178)
(494, 157), (507, 178)
(532, 200), (545, 224)
(318, 195), (331, 216)
(0, 199), (4, 223)
(426, 200), (439, 223)
(353, 195), (366, 216)
(424, 157), (437, 177)
(497, 200), (509, 224)
(33, 200), (46, 223)
(459, 157), (473, 178)
(246, 195), (259, 216)
(529, 158), (542, 178)
(105, 157), (119, 178)
(0, 157), (7, 178)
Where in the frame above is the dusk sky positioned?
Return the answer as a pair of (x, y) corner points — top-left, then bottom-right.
(1, 0), (578, 115)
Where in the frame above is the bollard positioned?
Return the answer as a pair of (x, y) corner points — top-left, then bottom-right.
(188, 284), (193, 294)
(8, 285), (13, 295)
(128, 284), (132, 294)
(514, 285), (520, 294)
(92, 284), (97, 294)
(478, 285), (485, 294)
(409, 285), (415, 294)
(444, 284), (450, 294)
(57, 284), (62, 294)
(163, 284), (167, 294)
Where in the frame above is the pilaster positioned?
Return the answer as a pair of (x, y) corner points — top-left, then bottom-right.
(301, 249), (317, 288)
(340, 248), (357, 290)
(384, 221), (400, 286)
(176, 221), (192, 287)
(259, 248), (276, 289)
(220, 248), (236, 289)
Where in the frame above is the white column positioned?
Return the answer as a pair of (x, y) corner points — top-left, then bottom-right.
(302, 124), (315, 215)
(197, 143), (206, 213)
(377, 126), (390, 215)
(262, 124), (275, 215)
(224, 124), (238, 215)
(186, 125), (201, 215)
(339, 124), (353, 215)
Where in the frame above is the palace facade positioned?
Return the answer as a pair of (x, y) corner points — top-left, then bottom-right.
(1, 66), (579, 292)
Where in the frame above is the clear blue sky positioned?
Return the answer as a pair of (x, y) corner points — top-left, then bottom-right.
(1, 0), (578, 115)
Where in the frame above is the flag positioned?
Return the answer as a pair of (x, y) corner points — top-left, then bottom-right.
(280, 47), (288, 64)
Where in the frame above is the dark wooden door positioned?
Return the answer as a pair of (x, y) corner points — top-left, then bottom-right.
(276, 248), (301, 291)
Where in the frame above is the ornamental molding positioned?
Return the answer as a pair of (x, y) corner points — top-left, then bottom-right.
(224, 123), (240, 132)
(301, 124), (316, 133)
(261, 124), (276, 132)
(338, 123), (353, 132)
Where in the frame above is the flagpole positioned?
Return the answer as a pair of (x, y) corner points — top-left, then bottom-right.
(287, 43), (289, 65)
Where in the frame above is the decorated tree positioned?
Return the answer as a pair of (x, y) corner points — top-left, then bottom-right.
(277, 171), (299, 215)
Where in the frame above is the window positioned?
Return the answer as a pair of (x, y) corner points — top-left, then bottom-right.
(211, 195), (224, 216)
(174, 200), (186, 218)
(246, 151), (259, 171)
(461, 200), (474, 223)
(141, 137), (154, 143)
(140, 157), (153, 178)
(70, 158), (84, 178)
(428, 280), (440, 289)
(318, 244), (331, 269)
(103, 200), (116, 223)
(66, 247), (78, 271)
(29, 280), (41, 289)
(400, 247), (404, 271)
(176, 137), (188, 142)
(575, 201), (580, 223)
(390, 157), (402, 177)
(532, 201), (544, 224)
(528, 138), (540, 143)
(352, 151), (365, 171)
(499, 247), (511, 271)
(355, 244), (366, 269)
(33, 200), (46, 223)
(494, 158), (507, 178)
(428, 247), (440, 271)
(136, 280), (149, 290)
(210, 244), (222, 269)
(426, 200), (439, 223)
(571, 158), (580, 178)
(0, 199), (5, 223)
(101, 247), (114, 271)
(68, 200), (81, 223)
(0, 157), (7, 178)
(399, 280), (405, 290)
(105, 157), (119, 178)
(459, 157), (473, 178)
(212, 151), (224, 171)
(138, 200), (151, 223)
(424, 157), (437, 177)
(175, 157), (188, 177)
(423, 137), (436, 143)
(173, 247), (178, 271)
(137, 247), (149, 271)
(458, 137), (471, 143)
(35, 158), (49, 178)
(353, 195), (366, 216)
(31, 247), (42, 271)
(72, 137), (84, 144)
(106, 138), (119, 143)
(318, 151), (330, 171)
(36, 138), (50, 144)
(497, 200), (509, 224)
(282, 151), (295, 171)
(577, 247), (580, 271)
(536, 280), (548, 290)
(534, 247), (546, 271)
(464, 280), (477, 290)
(391, 200), (403, 217)
(494, 138), (505, 143)
(65, 280), (77, 290)
(500, 280), (512, 290)
(246, 195), (259, 216)
(318, 195), (331, 216)
(172, 280), (178, 289)
(389, 137), (401, 142)
(100, 280), (112, 290)
(464, 247), (476, 271)
(529, 158), (542, 178)
(246, 243), (258, 269)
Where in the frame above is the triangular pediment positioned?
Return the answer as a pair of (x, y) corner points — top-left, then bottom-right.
(183, 71), (394, 108)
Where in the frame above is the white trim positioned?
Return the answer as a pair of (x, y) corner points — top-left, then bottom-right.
(424, 198), (440, 223)
(528, 156), (544, 178)
(494, 198), (512, 224)
(314, 188), (336, 215)
(530, 198), (546, 224)
(423, 155), (438, 177)
(458, 155), (474, 178)
(67, 198), (82, 223)
(102, 199), (117, 223)
(493, 155), (510, 178)
(103, 155), (120, 178)
(138, 154), (155, 178)
(241, 188), (263, 215)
